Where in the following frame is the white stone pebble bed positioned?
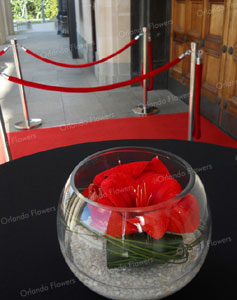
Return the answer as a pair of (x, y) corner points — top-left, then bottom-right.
(62, 225), (208, 300)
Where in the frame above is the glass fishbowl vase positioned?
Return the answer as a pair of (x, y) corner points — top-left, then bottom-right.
(57, 147), (211, 300)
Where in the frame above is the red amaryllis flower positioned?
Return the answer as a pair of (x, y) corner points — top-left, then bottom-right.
(83, 157), (200, 239)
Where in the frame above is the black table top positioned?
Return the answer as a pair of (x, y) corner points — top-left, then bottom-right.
(0, 139), (236, 300)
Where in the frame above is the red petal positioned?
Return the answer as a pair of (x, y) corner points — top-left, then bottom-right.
(136, 173), (182, 207)
(83, 187), (89, 198)
(106, 212), (138, 237)
(93, 169), (113, 186)
(93, 161), (149, 186)
(151, 178), (183, 205)
(101, 173), (136, 207)
(97, 195), (115, 206)
(119, 161), (149, 178)
(167, 194), (200, 233)
(142, 157), (171, 176)
(136, 172), (163, 204)
(84, 184), (103, 202)
(128, 209), (170, 239)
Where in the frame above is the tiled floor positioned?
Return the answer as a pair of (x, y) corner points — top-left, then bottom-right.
(0, 24), (188, 133)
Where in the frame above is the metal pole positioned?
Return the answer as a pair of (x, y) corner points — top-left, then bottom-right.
(11, 39), (42, 130)
(0, 105), (12, 162)
(132, 2), (158, 116)
(143, 27), (148, 115)
(188, 42), (198, 141)
(11, 39), (30, 129)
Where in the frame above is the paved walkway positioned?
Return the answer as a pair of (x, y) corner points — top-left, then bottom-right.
(0, 23), (188, 132)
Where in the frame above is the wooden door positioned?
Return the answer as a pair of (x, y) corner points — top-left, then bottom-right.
(170, 0), (187, 83)
(183, 0), (205, 83)
(220, 0), (237, 137)
(170, 0), (205, 85)
(170, 0), (237, 138)
(202, 0), (228, 105)
(170, 0), (227, 91)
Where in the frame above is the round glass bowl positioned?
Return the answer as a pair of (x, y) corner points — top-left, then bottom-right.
(57, 147), (211, 300)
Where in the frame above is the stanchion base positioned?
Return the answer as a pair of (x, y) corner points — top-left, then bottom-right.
(132, 105), (159, 116)
(14, 119), (42, 130)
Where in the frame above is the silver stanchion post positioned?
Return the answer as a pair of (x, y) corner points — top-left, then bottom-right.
(188, 42), (198, 141)
(0, 105), (12, 162)
(133, 27), (148, 115)
(132, 27), (158, 116)
(11, 39), (42, 130)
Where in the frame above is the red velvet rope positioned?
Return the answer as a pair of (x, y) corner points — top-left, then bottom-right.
(23, 38), (137, 68)
(3, 57), (181, 93)
(141, 40), (154, 91)
(193, 63), (203, 139)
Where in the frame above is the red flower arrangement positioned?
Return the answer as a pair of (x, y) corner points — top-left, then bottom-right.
(83, 157), (200, 240)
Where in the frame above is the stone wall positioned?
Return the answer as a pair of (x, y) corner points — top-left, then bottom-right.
(0, 0), (14, 45)
(94, 0), (131, 84)
(74, 0), (131, 84)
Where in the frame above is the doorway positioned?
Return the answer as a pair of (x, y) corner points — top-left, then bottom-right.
(169, 0), (237, 139)
(131, 0), (171, 89)
(67, 0), (79, 59)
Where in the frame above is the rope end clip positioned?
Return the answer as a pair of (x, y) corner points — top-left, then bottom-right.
(3, 45), (10, 52)
(1, 72), (9, 80)
(21, 46), (27, 52)
(179, 49), (192, 60)
(135, 32), (143, 40)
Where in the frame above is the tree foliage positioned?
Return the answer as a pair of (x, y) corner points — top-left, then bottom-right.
(11, 0), (58, 20)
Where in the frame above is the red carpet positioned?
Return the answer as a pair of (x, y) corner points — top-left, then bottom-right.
(0, 113), (236, 164)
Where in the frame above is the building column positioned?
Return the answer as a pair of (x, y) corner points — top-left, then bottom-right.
(94, 0), (131, 84)
(0, 0), (14, 45)
(0, 2), (7, 45)
(4, 0), (14, 36)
